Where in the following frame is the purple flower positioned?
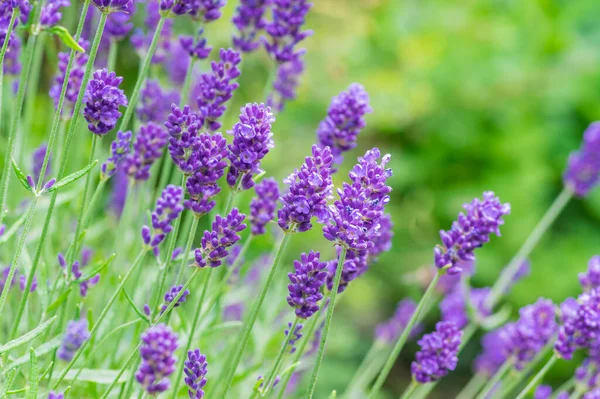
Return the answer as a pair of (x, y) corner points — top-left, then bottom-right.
(223, 303), (244, 321)
(555, 289), (600, 360)
(474, 328), (509, 376)
(317, 83), (372, 166)
(141, 185), (184, 256)
(131, 3), (173, 65)
(580, 256), (600, 291)
(440, 287), (491, 329)
(58, 252), (100, 297)
(19, 273), (37, 292)
(110, 168), (128, 216)
(184, 349), (208, 399)
(226, 103), (275, 190)
(180, 28), (212, 59)
(411, 321), (462, 384)
(49, 40), (89, 113)
(232, 0), (270, 52)
(122, 122), (169, 181)
(101, 130), (132, 179)
(325, 247), (368, 293)
(58, 319), (90, 361)
(194, 209), (247, 267)
(285, 322), (304, 353)
(434, 191), (510, 275)
(136, 324), (178, 394)
(195, 48), (241, 131)
(287, 251), (328, 319)
(32, 143), (50, 182)
(564, 122), (600, 197)
(159, 0), (195, 16)
(264, 0), (312, 63)
(137, 80), (180, 123)
(0, 266), (15, 292)
(250, 178), (280, 235)
(160, 284), (190, 314)
(48, 392), (64, 399)
(584, 390), (600, 399)
(534, 386), (553, 399)
(191, 0), (226, 22)
(278, 145), (334, 233)
(83, 68), (128, 135)
(40, 0), (69, 27)
(91, 0), (132, 13)
(104, 7), (134, 40)
(267, 55), (305, 112)
(375, 299), (422, 344)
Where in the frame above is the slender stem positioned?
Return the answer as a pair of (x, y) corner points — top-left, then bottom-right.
(398, 380), (419, 399)
(0, 8), (17, 144)
(344, 345), (386, 397)
(52, 249), (148, 389)
(107, 38), (118, 70)
(81, 178), (108, 229)
(455, 373), (487, 399)
(475, 360), (512, 399)
(369, 270), (443, 398)
(174, 215), (200, 284)
(486, 188), (572, 308)
(99, 342), (140, 399)
(262, 317), (301, 396)
(514, 355), (559, 399)
(222, 190), (237, 216)
(221, 233), (291, 397)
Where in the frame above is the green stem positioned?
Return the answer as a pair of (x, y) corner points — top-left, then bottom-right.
(369, 270), (443, 398)
(398, 380), (419, 399)
(514, 355), (559, 399)
(81, 178), (108, 230)
(221, 233), (291, 397)
(305, 247), (348, 398)
(486, 188), (572, 308)
(344, 344), (386, 397)
(455, 373), (487, 399)
(52, 249), (148, 389)
(222, 190), (237, 216)
(0, 8), (17, 144)
(107, 38), (118, 71)
(475, 360), (512, 399)
(261, 317), (301, 396)
(174, 215), (200, 284)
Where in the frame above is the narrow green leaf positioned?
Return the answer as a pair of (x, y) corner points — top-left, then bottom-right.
(46, 26), (85, 52)
(11, 158), (33, 192)
(201, 321), (243, 337)
(46, 160), (98, 193)
(38, 361), (54, 383)
(0, 317), (57, 355)
(46, 287), (72, 313)
(73, 253), (115, 283)
(0, 367), (19, 399)
(63, 386), (72, 399)
(27, 348), (38, 399)
(278, 361), (301, 379)
(0, 212), (27, 243)
(5, 336), (62, 370)
(122, 289), (150, 323)
(6, 387), (27, 395)
(53, 368), (130, 384)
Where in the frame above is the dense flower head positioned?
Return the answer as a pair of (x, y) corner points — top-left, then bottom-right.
(49, 40), (89, 113)
(91, 0), (132, 13)
(101, 131), (132, 179)
(317, 83), (372, 165)
(250, 178), (280, 235)
(142, 185), (184, 256)
(278, 145), (334, 232)
(32, 142), (50, 182)
(264, 0), (312, 63)
(411, 321), (462, 384)
(136, 324), (178, 394)
(232, 0), (270, 52)
(160, 284), (190, 314)
(227, 103), (275, 190)
(555, 288), (600, 360)
(180, 28), (212, 59)
(40, 0), (69, 27)
(564, 122), (600, 197)
(83, 68), (128, 135)
(194, 209), (247, 267)
(580, 256), (600, 292)
(440, 287), (491, 329)
(267, 55), (305, 112)
(122, 122), (169, 181)
(285, 322), (304, 353)
(375, 299), (422, 344)
(325, 247), (368, 293)
(58, 319), (90, 361)
(137, 80), (180, 123)
(196, 48), (242, 131)
(191, 0), (226, 22)
(434, 191), (510, 274)
(184, 349), (208, 399)
(287, 251), (328, 319)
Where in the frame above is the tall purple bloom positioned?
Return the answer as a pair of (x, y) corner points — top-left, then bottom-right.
(375, 299), (422, 344)
(232, 0), (270, 52)
(160, 284), (190, 314)
(101, 130), (132, 179)
(180, 28), (212, 59)
(555, 288), (600, 360)
(137, 80), (180, 123)
(316, 83), (372, 166)
(184, 349), (208, 399)
(264, 0), (312, 63)
(278, 145), (334, 233)
(564, 122), (600, 197)
(40, 0), (69, 27)
(267, 55), (305, 112)
(83, 68), (128, 135)
(226, 103), (275, 190)
(58, 319), (90, 361)
(136, 324), (178, 394)
(434, 191), (510, 275)
(287, 251), (328, 319)
(49, 40), (89, 113)
(194, 209), (247, 268)
(369, 213), (394, 263)
(249, 178), (280, 235)
(32, 143), (50, 182)
(91, 0), (132, 13)
(440, 287), (491, 329)
(141, 185), (184, 256)
(580, 256), (600, 291)
(122, 122), (169, 181)
(411, 321), (462, 384)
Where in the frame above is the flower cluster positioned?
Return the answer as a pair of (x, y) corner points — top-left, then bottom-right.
(39, 0), (69, 27)
(267, 55), (305, 112)
(122, 122), (169, 181)
(194, 209), (247, 267)
(439, 287), (491, 329)
(564, 122), (600, 197)
(264, 0), (312, 63)
(580, 256), (600, 291)
(285, 322), (304, 353)
(411, 321), (462, 384)
(555, 288), (600, 360)
(130, 2), (173, 65)
(58, 252), (100, 297)
(101, 131), (132, 179)
(180, 28), (212, 59)
(136, 324), (178, 394)
(184, 349), (208, 399)
(83, 69), (128, 135)
(49, 40), (89, 113)
(160, 284), (190, 314)
(141, 185), (184, 256)
(232, 0), (270, 52)
(375, 299), (422, 344)
(226, 103), (275, 190)
(249, 178), (280, 235)
(434, 191), (510, 274)
(137, 80), (179, 123)
(287, 251), (328, 319)
(58, 319), (90, 361)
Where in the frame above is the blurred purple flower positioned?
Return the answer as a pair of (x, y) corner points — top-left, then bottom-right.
(375, 299), (422, 344)
(249, 178), (280, 235)
(264, 0), (312, 63)
(136, 324), (178, 394)
(101, 130), (132, 179)
(564, 122), (600, 197)
(58, 319), (90, 361)
(267, 54), (304, 112)
(122, 122), (168, 181)
(141, 185), (184, 256)
(232, 0), (270, 52)
(137, 80), (180, 123)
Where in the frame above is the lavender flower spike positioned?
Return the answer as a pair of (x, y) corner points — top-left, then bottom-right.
(122, 122), (169, 181)
(184, 349), (208, 399)
(101, 130), (132, 179)
(265, 0), (313, 63)
(83, 69), (128, 136)
(91, 0), (132, 13)
(226, 103), (275, 191)
(434, 191), (510, 275)
(58, 319), (90, 361)
(287, 251), (328, 319)
(160, 284), (190, 314)
(375, 299), (422, 344)
(555, 288), (600, 360)
(136, 324), (178, 394)
(267, 55), (305, 112)
(142, 185), (184, 256)
(137, 80), (179, 123)
(411, 321), (462, 384)
(285, 322), (304, 353)
(232, 0), (270, 52)
(194, 208), (247, 267)
(40, 0), (69, 28)
(180, 28), (212, 59)
(564, 122), (600, 197)
(249, 178), (280, 235)
(580, 256), (600, 291)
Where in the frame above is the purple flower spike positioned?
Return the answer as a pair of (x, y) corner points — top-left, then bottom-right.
(267, 55), (305, 112)
(580, 256), (600, 291)
(194, 208), (247, 268)
(534, 386), (553, 399)
(83, 68), (128, 136)
(411, 321), (462, 384)
(555, 288), (600, 360)
(250, 178), (280, 235)
(434, 191), (510, 274)
(48, 392), (64, 399)
(136, 324), (178, 395)
(58, 319), (90, 361)
(184, 348), (208, 399)
(180, 28), (212, 59)
(123, 122), (169, 181)
(317, 83), (372, 166)
(191, 0), (226, 22)
(278, 145), (334, 233)
(142, 185), (184, 256)
(40, 0), (69, 27)
(232, 0), (270, 52)
(131, 3), (174, 65)
(91, 0), (132, 13)
(50, 40), (89, 114)
(105, 6), (134, 40)
(440, 287), (491, 329)
(375, 299), (422, 344)
(160, 284), (190, 314)
(564, 122), (600, 197)
(226, 103), (275, 191)
(32, 143), (50, 182)
(325, 248), (368, 293)
(285, 322), (304, 353)
(101, 130), (132, 179)
(287, 251), (328, 319)
(137, 80), (180, 123)
(264, 0), (312, 63)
